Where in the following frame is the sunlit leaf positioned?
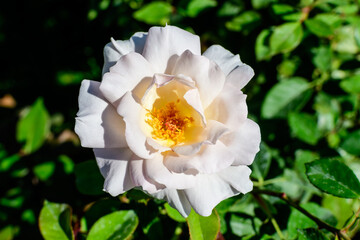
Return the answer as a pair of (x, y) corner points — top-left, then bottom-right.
(288, 112), (320, 145)
(340, 75), (360, 94)
(133, 2), (172, 25)
(87, 210), (138, 240)
(39, 201), (74, 240)
(187, 209), (220, 240)
(306, 158), (360, 198)
(270, 22), (303, 55)
(164, 203), (186, 222)
(305, 19), (333, 37)
(16, 98), (50, 154)
(261, 77), (310, 119)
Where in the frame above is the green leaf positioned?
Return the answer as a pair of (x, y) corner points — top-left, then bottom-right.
(33, 162), (55, 181)
(288, 112), (320, 145)
(74, 160), (104, 195)
(16, 98), (50, 154)
(225, 11), (261, 33)
(252, 0), (273, 9)
(58, 155), (74, 174)
(295, 150), (319, 180)
(39, 201), (74, 240)
(251, 142), (272, 180)
(305, 158), (360, 198)
(133, 2), (172, 25)
(322, 195), (358, 228)
(271, 4), (295, 16)
(0, 154), (20, 172)
(217, 2), (241, 17)
(270, 22), (303, 55)
(261, 78), (310, 119)
(255, 29), (272, 61)
(287, 202), (336, 239)
(341, 130), (360, 156)
(0, 225), (18, 240)
(87, 210), (138, 240)
(340, 75), (360, 94)
(187, 209), (220, 240)
(186, 0), (217, 18)
(333, 26), (359, 54)
(304, 19), (333, 37)
(57, 71), (84, 86)
(312, 45), (332, 72)
(230, 214), (261, 237)
(164, 203), (186, 222)
(297, 228), (329, 240)
(143, 217), (163, 240)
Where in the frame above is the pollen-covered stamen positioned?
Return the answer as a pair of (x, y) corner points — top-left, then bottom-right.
(146, 100), (194, 146)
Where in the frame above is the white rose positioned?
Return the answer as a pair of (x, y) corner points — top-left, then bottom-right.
(75, 25), (260, 217)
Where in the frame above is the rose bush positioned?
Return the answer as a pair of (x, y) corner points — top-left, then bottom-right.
(75, 25), (260, 217)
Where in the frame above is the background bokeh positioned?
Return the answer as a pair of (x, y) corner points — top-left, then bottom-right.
(1, 0), (360, 239)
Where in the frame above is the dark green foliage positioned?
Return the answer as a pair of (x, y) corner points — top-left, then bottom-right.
(1, 0), (360, 239)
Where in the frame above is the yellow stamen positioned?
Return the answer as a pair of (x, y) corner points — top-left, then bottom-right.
(145, 100), (194, 146)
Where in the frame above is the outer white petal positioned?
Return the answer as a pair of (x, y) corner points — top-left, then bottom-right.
(129, 158), (164, 194)
(184, 165), (253, 216)
(142, 25), (201, 74)
(75, 80), (127, 148)
(152, 189), (191, 217)
(202, 45), (242, 76)
(172, 120), (229, 156)
(202, 44), (254, 89)
(94, 148), (135, 196)
(205, 85), (248, 130)
(171, 50), (226, 108)
(102, 32), (147, 75)
(226, 64), (255, 90)
(220, 118), (261, 166)
(165, 141), (235, 174)
(144, 154), (196, 189)
(117, 91), (154, 159)
(100, 52), (154, 105)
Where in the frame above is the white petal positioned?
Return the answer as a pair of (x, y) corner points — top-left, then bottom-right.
(75, 80), (127, 148)
(172, 120), (229, 156)
(100, 52), (154, 105)
(184, 165), (253, 216)
(142, 25), (201, 73)
(129, 158), (164, 194)
(220, 118), (261, 165)
(205, 85), (248, 130)
(102, 32), (147, 75)
(117, 91), (155, 159)
(171, 50), (226, 108)
(144, 154), (196, 189)
(183, 88), (206, 126)
(226, 64), (254, 90)
(94, 148), (134, 196)
(152, 189), (191, 217)
(202, 45), (242, 76)
(165, 140), (235, 174)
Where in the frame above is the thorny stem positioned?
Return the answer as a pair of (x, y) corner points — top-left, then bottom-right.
(253, 189), (351, 240)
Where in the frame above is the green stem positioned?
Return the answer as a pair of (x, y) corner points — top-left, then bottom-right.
(254, 189), (351, 240)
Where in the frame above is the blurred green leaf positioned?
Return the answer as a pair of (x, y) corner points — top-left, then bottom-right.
(164, 203), (186, 222)
(341, 130), (360, 155)
(186, 0), (217, 18)
(295, 150), (319, 180)
(74, 160), (104, 195)
(133, 2), (172, 25)
(0, 154), (20, 172)
(270, 22), (303, 55)
(143, 217), (163, 240)
(312, 45), (332, 72)
(288, 112), (320, 145)
(16, 98), (50, 154)
(230, 214), (261, 237)
(226, 11), (261, 33)
(21, 209), (36, 224)
(84, 199), (122, 229)
(322, 195), (358, 228)
(333, 26), (359, 54)
(252, 0), (273, 9)
(87, 210), (138, 240)
(287, 202), (336, 239)
(340, 75), (360, 94)
(57, 71), (84, 86)
(255, 29), (272, 61)
(304, 19), (333, 37)
(33, 161), (55, 181)
(271, 4), (295, 16)
(251, 142), (272, 180)
(58, 155), (74, 174)
(217, 2), (241, 17)
(39, 201), (74, 240)
(187, 209), (220, 240)
(306, 158), (360, 198)
(297, 228), (329, 240)
(0, 225), (17, 240)
(261, 78), (310, 119)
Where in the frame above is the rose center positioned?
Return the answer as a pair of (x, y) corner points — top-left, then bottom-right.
(145, 100), (194, 146)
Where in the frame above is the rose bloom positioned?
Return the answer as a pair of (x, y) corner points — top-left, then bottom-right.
(75, 25), (260, 217)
